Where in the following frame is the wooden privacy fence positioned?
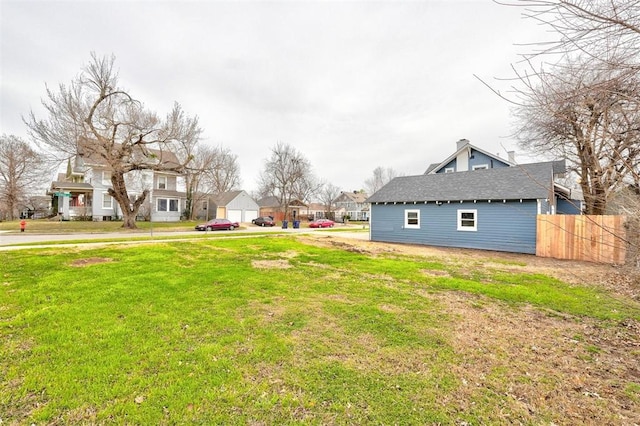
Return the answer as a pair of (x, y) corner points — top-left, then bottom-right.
(536, 215), (627, 264)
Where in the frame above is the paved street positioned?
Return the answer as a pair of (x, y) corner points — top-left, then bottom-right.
(0, 225), (369, 250)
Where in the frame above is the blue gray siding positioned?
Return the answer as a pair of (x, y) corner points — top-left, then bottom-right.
(469, 150), (510, 170)
(435, 149), (510, 174)
(438, 158), (457, 172)
(557, 198), (582, 214)
(370, 200), (539, 254)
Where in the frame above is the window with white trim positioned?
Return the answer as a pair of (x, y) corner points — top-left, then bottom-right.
(457, 209), (477, 231)
(404, 209), (420, 229)
(157, 176), (167, 189)
(102, 171), (111, 185)
(472, 164), (488, 170)
(157, 198), (179, 212)
(445, 167), (455, 173)
(102, 193), (113, 209)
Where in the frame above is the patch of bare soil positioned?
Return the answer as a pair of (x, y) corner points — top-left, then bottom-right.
(298, 234), (640, 424)
(251, 259), (292, 269)
(69, 257), (113, 267)
(298, 234), (640, 301)
(435, 291), (640, 424)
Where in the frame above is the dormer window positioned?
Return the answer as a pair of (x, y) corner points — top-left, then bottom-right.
(158, 176), (167, 189)
(445, 167), (455, 173)
(472, 164), (488, 170)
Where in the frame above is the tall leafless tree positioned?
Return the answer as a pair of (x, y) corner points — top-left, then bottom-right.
(317, 182), (342, 218)
(487, 1), (640, 215)
(257, 142), (315, 220)
(0, 135), (51, 220)
(501, 0), (640, 68)
(25, 53), (201, 228)
(364, 166), (399, 195)
(203, 145), (241, 195)
(511, 58), (640, 214)
(180, 144), (241, 219)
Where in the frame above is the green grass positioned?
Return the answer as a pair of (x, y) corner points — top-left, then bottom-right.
(0, 219), (197, 233)
(0, 219), (363, 234)
(1, 236), (638, 424)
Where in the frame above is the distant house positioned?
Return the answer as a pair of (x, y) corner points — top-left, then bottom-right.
(48, 145), (186, 222)
(195, 190), (259, 223)
(257, 196), (308, 222)
(367, 140), (583, 255)
(304, 202), (332, 220)
(334, 191), (369, 221)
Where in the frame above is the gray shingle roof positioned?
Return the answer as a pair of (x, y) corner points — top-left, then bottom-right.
(212, 190), (243, 206)
(366, 161), (560, 203)
(50, 181), (94, 191)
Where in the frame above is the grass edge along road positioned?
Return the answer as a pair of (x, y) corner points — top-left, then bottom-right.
(1, 235), (639, 424)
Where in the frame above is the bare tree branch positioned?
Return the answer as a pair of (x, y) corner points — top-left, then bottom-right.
(24, 53), (202, 228)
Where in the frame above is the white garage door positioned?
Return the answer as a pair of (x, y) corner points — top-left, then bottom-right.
(228, 209), (242, 223)
(245, 210), (258, 222)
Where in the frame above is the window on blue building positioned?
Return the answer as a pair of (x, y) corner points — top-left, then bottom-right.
(405, 209), (420, 229)
(457, 209), (477, 231)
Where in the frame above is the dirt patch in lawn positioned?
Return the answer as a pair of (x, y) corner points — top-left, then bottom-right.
(69, 257), (113, 267)
(298, 234), (639, 301)
(298, 234), (640, 424)
(251, 259), (292, 269)
(433, 291), (640, 424)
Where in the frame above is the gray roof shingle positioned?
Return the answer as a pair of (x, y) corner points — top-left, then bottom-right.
(212, 190), (243, 206)
(366, 161), (560, 203)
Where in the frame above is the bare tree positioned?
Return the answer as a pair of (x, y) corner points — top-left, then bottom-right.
(180, 144), (241, 219)
(501, 0), (640, 68)
(364, 166), (399, 195)
(25, 53), (201, 228)
(0, 135), (51, 220)
(317, 182), (342, 217)
(511, 57), (640, 214)
(257, 142), (314, 220)
(484, 1), (640, 214)
(203, 145), (241, 195)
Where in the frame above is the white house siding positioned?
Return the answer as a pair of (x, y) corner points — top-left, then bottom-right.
(151, 191), (184, 222)
(91, 186), (116, 221)
(223, 191), (260, 222)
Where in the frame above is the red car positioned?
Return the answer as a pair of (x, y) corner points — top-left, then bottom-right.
(195, 219), (239, 231)
(309, 219), (335, 228)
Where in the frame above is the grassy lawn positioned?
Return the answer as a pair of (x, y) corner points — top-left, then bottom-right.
(1, 236), (639, 424)
(0, 219), (198, 233)
(0, 219), (363, 234)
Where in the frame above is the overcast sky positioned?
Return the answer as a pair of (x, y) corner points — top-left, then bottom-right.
(1, 0), (549, 194)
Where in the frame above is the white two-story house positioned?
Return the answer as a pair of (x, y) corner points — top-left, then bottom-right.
(333, 191), (369, 221)
(48, 147), (186, 222)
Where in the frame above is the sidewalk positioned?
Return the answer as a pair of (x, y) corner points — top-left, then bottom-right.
(0, 227), (369, 251)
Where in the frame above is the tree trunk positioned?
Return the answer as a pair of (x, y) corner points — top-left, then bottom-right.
(122, 212), (137, 229)
(109, 170), (148, 229)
